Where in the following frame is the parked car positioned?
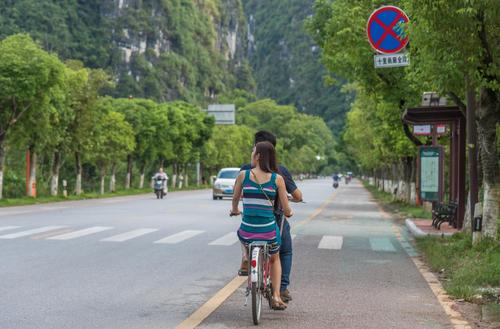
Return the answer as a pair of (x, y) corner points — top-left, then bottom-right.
(212, 167), (240, 200)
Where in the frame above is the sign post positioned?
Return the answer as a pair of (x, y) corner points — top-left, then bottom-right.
(367, 6), (410, 68)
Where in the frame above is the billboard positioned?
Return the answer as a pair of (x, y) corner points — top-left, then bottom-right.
(206, 104), (235, 125)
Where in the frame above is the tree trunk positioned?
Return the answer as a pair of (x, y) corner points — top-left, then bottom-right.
(0, 136), (5, 200)
(139, 162), (146, 189)
(184, 164), (189, 188)
(99, 165), (105, 195)
(75, 152), (83, 195)
(27, 147), (37, 197)
(50, 151), (61, 196)
(400, 157), (413, 203)
(464, 80), (479, 232)
(477, 87), (499, 239)
(172, 163), (177, 188)
(109, 163), (117, 192)
(125, 154), (132, 189)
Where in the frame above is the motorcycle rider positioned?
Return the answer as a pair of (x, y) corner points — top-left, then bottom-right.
(152, 168), (168, 194)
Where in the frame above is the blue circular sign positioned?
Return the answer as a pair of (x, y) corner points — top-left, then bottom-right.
(367, 6), (409, 54)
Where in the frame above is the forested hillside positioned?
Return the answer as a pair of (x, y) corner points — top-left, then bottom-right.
(0, 0), (255, 104)
(243, 0), (351, 134)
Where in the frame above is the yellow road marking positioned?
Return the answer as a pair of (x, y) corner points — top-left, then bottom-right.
(174, 276), (246, 329)
(291, 191), (338, 233)
(30, 228), (73, 240)
(176, 191), (337, 329)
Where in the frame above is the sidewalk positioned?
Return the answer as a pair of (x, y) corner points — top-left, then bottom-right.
(406, 218), (459, 237)
(195, 180), (457, 329)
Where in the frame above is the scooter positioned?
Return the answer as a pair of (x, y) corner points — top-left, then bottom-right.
(153, 177), (167, 199)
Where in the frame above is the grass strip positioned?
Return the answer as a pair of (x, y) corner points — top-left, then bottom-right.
(361, 180), (431, 219)
(0, 185), (211, 208)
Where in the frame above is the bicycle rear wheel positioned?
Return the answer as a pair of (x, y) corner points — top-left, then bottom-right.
(251, 248), (263, 325)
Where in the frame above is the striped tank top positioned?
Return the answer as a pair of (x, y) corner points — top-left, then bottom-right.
(237, 170), (281, 252)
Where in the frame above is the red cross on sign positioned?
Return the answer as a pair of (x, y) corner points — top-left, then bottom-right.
(367, 6), (409, 54)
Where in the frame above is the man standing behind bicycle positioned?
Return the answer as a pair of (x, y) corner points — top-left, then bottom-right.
(239, 130), (303, 304)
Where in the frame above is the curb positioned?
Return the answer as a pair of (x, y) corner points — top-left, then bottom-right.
(405, 218), (455, 237)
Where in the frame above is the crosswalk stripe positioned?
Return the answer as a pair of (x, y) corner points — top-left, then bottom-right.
(369, 237), (396, 252)
(48, 226), (113, 240)
(101, 228), (158, 242)
(318, 235), (343, 250)
(0, 226), (22, 233)
(209, 232), (238, 246)
(0, 226), (65, 239)
(154, 230), (204, 244)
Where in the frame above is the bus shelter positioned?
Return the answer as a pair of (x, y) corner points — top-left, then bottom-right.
(402, 106), (466, 229)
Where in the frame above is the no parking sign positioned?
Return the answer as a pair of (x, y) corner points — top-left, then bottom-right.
(367, 6), (409, 54)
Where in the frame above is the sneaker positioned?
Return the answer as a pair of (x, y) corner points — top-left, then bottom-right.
(280, 289), (292, 303)
(238, 259), (248, 276)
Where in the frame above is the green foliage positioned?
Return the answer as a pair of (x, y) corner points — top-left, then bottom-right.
(244, 0), (352, 135)
(0, 34), (65, 143)
(202, 125), (254, 172)
(91, 99), (136, 169)
(237, 99), (336, 173)
(0, 0), (253, 104)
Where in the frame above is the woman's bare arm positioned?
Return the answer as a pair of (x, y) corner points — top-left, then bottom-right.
(231, 171), (245, 215)
(277, 175), (293, 217)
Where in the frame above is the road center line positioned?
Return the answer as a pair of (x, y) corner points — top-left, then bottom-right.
(175, 276), (246, 329)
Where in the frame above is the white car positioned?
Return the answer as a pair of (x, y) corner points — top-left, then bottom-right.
(212, 168), (240, 200)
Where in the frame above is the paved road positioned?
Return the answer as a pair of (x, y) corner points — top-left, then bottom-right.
(0, 180), (321, 329)
(198, 180), (453, 329)
(0, 179), (453, 329)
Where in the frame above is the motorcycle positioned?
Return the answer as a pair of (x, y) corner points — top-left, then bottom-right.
(333, 181), (339, 189)
(153, 177), (167, 199)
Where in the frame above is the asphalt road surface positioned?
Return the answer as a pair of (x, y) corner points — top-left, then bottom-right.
(0, 179), (453, 329)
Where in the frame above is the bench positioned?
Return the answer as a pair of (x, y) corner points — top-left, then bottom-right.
(432, 201), (458, 229)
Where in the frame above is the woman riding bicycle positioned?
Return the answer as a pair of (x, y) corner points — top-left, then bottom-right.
(231, 141), (293, 310)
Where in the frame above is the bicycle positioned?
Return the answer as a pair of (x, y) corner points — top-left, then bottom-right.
(246, 240), (273, 325)
(230, 212), (274, 325)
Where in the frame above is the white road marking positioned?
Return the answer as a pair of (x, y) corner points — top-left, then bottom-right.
(209, 232), (238, 246)
(0, 226), (65, 239)
(369, 237), (397, 252)
(318, 235), (343, 250)
(0, 226), (22, 233)
(48, 226), (113, 240)
(154, 230), (204, 244)
(101, 228), (158, 242)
